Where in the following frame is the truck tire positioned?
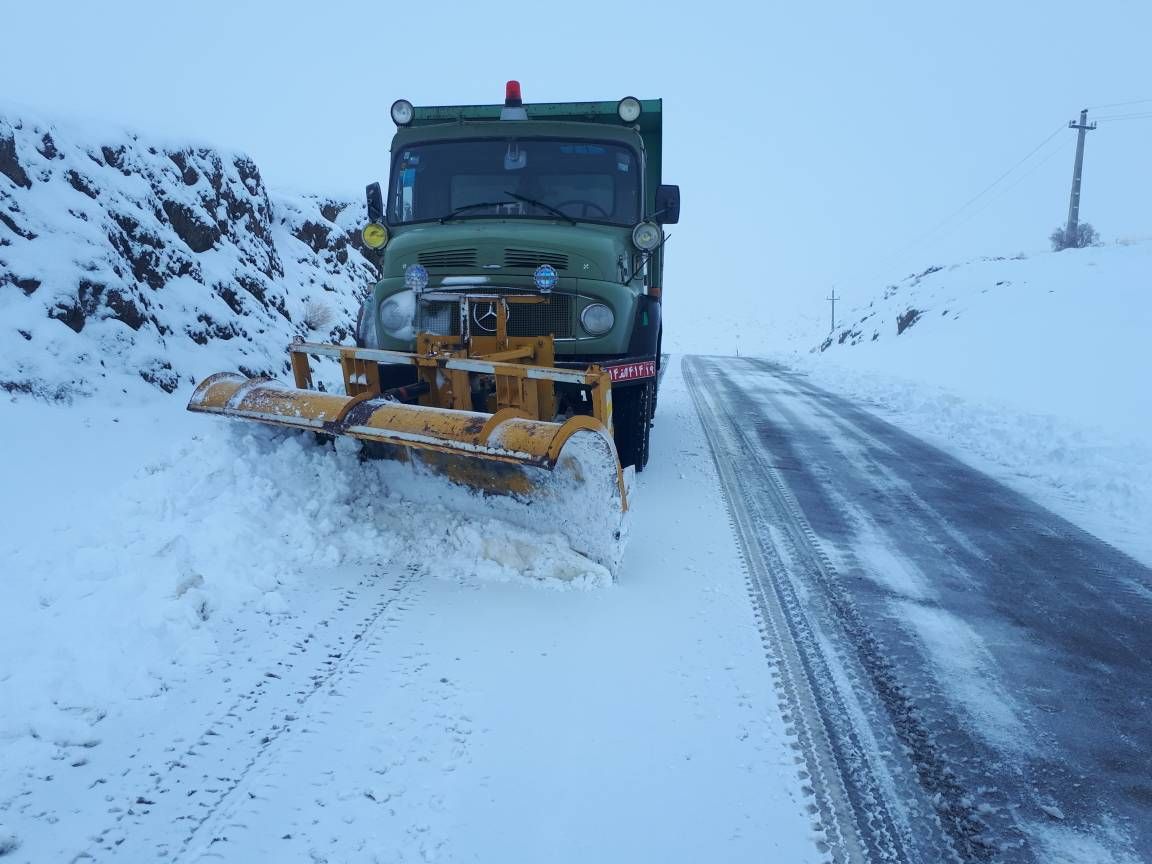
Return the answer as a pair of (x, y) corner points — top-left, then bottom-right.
(613, 381), (653, 471)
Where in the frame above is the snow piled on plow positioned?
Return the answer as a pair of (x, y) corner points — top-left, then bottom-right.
(0, 403), (615, 749)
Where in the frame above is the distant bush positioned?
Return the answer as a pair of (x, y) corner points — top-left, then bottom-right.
(302, 300), (334, 331)
(1050, 222), (1100, 251)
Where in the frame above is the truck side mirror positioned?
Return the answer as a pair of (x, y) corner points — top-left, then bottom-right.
(366, 182), (384, 223)
(654, 184), (680, 224)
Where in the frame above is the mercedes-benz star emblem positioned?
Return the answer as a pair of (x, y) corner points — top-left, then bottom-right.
(472, 302), (499, 333)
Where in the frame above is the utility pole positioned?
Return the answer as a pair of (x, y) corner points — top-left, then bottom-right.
(1065, 108), (1097, 247)
(827, 287), (838, 332)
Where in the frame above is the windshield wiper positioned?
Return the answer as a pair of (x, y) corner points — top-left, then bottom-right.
(503, 192), (576, 225)
(439, 201), (514, 223)
(439, 193), (578, 225)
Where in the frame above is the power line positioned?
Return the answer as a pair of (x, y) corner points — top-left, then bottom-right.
(875, 124), (1066, 264)
(839, 119), (1080, 291)
(1087, 97), (1152, 111)
(838, 107), (1141, 292)
(1095, 113), (1152, 123)
(944, 136), (1068, 235)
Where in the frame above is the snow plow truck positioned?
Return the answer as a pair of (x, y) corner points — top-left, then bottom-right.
(188, 83), (677, 556)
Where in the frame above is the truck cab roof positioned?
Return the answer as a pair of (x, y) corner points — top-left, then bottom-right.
(407, 99), (661, 130)
(391, 98), (664, 211)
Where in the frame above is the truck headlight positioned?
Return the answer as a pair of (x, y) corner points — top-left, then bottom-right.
(361, 222), (389, 249)
(580, 303), (614, 336)
(379, 291), (415, 338)
(632, 221), (661, 251)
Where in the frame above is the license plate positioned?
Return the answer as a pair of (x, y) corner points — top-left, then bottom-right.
(606, 360), (656, 382)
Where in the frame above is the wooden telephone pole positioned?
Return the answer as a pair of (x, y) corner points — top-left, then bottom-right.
(827, 288), (838, 333)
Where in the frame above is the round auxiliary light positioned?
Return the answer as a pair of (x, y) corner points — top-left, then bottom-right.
(632, 221), (661, 251)
(404, 263), (429, 291)
(361, 222), (389, 250)
(617, 97), (642, 123)
(391, 99), (414, 126)
(533, 264), (558, 292)
(581, 303), (615, 336)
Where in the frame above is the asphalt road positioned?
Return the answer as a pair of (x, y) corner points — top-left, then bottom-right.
(684, 355), (1152, 864)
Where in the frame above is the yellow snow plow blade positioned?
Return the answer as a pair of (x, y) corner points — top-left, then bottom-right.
(188, 294), (630, 571)
(188, 370), (625, 505)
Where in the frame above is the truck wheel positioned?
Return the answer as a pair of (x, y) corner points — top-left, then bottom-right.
(613, 381), (653, 471)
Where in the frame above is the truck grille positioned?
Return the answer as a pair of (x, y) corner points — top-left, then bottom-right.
(416, 292), (574, 338)
(503, 248), (569, 270)
(418, 248), (478, 268)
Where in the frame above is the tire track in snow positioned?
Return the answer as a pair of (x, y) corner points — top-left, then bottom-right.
(685, 356), (966, 864)
(72, 564), (424, 862)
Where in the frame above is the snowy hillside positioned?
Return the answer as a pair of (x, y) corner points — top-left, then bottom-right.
(812, 242), (1152, 437)
(0, 107), (374, 400)
(785, 241), (1152, 563)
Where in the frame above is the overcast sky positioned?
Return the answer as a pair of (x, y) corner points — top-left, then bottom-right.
(5, 0), (1150, 348)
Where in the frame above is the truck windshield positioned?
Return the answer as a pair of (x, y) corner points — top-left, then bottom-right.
(388, 139), (641, 226)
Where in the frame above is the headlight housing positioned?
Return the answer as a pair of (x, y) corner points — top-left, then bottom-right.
(580, 303), (614, 336)
(361, 222), (389, 250)
(632, 221), (661, 251)
(378, 291), (415, 339)
(617, 97), (642, 123)
(391, 99), (414, 126)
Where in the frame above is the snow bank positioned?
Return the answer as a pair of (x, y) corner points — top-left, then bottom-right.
(0, 411), (610, 751)
(780, 242), (1152, 563)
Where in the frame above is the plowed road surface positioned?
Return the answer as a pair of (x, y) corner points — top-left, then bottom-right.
(684, 355), (1152, 863)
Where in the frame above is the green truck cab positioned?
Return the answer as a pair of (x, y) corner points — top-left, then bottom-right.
(355, 83), (679, 470)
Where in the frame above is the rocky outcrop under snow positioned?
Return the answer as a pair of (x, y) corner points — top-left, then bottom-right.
(0, 108), (375, 400)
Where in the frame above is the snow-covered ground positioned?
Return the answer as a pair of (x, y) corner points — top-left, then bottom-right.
(0, 367), (821, 863)
(778, 241), (1152, 565)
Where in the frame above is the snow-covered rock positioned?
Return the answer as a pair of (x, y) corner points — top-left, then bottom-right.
(0, 107), (374, 400)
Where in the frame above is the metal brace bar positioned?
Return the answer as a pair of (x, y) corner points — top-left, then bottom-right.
(289, 341), (604, 386)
